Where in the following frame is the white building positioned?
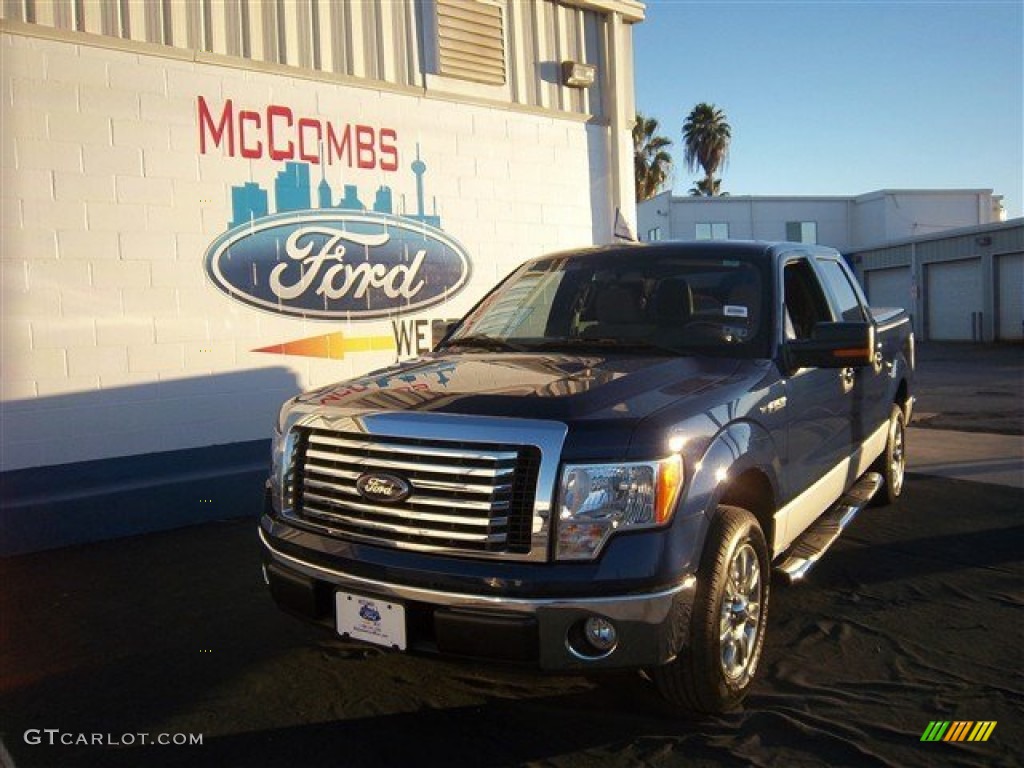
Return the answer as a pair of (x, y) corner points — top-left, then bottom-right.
(0, 0), (646, 552)
(638, 188), (1021, 343)
(638, 189), (1005, 252)
(851, 219), (1024, 343)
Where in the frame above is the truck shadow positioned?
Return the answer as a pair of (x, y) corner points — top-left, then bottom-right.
(798, 475), (1023, 587)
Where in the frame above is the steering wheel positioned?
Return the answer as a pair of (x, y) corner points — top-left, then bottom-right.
(683, 320), (726, 336)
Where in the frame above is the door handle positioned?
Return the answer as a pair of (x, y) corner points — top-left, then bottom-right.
(840, 367), (855, 393)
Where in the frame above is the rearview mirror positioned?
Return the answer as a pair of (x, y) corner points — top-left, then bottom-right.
(786, 321), (874, 369)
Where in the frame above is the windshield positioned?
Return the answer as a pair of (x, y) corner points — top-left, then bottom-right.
(444, 249), (770, 358)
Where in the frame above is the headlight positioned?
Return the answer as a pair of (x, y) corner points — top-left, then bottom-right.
(556, 455), (683, 560)
(270, 400), (292, 468)
(269, 398), (301, 513)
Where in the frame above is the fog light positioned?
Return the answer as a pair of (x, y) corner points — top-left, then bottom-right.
(584, 616), (617, 652)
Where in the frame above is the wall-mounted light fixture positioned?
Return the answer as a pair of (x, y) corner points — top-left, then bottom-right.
(561, 61), (596, 88)
(975, 235), (992, 247)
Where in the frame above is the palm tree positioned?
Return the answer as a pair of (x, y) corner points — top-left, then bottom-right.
(682, 103), (731, 197)
(688, 178), (722, 197)
(633, 112), (673, 202)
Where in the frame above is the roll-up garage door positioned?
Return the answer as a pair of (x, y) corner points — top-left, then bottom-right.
(866, 267), (912, 312)
(996, 252), (1023, 340)
(926, 259), (982, 340)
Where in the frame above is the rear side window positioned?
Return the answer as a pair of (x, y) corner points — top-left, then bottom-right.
(817, 259), (866, 322)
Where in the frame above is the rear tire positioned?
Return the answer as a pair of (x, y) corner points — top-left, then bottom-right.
(871, 404), (906, 506)
(651, 506), (769, 714)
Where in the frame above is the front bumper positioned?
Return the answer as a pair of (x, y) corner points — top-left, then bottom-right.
(260, 525), (697, 672)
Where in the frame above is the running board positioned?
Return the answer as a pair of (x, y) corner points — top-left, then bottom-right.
(775, 472), (883, 584)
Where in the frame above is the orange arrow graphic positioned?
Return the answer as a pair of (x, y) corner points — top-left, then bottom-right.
(253, 332), (395, 360)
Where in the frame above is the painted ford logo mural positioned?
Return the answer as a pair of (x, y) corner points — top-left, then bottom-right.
(204, 210), (471, 320)
(203, 149), (471, 320)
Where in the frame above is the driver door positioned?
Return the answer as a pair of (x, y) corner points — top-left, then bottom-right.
(778, 256), (853, 545)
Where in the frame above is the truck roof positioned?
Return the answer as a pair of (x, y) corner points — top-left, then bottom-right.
(536, 240), (842, 264)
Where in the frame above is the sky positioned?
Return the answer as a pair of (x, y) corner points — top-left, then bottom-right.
(632, 0), (1023, 218)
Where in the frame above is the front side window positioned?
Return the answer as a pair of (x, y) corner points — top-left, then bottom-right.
(446, 249), (770, 358)
(783, 259), (832, 340)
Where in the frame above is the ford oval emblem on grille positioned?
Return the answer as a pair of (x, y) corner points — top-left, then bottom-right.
(356, 472), (411, 504)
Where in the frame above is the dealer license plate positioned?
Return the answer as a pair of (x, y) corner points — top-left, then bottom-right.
(336, 591), (407, 650)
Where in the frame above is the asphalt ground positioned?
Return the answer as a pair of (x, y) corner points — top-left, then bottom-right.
(909, 342), (1023, 436)
(1, 343), (1021, 768)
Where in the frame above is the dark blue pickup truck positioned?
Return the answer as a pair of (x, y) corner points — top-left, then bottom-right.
(260, 241), (915, 713)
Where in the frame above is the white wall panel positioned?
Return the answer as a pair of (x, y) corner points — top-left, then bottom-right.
(996, 252), (1023, 340)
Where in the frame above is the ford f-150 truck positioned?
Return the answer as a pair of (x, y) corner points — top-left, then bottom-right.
(260, 240), (914, 713)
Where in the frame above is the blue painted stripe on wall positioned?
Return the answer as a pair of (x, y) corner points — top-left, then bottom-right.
(0, 440), (271, 557)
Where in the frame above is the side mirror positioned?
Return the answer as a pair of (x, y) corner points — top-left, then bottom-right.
(786, 321), (874, 369)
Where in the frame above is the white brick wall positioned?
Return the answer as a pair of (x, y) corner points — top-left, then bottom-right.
(112, 119), (171, 151)
(31, 318), (97, 350)
(17, 138), (81, 171)
(96, 318), (155, 347)
(54, 171), (116, 203)
(0, 30), (614, 472)
(56, 230), (119, 259)
(80, 86), (139, 120)
(50, 111), (112, 145)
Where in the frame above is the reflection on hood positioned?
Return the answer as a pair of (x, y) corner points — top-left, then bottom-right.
(297, 352), (743, 423)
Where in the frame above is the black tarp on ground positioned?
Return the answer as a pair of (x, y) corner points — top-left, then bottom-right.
(1, 472), (1021, 768)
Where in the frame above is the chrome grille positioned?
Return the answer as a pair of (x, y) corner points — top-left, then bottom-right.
(287, 426), (540, 556)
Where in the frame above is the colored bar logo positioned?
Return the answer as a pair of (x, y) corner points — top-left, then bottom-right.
(921, 721), (997, 742)
(253, 332), (395, 360)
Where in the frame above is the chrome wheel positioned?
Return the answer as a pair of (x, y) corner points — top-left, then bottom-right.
(870, 404), (908, 506)
(890, 416), (905, 496)
(719, 542), (762, 680)
(652, 506), (769, 713)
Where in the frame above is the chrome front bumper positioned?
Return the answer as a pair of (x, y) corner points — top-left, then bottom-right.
(260, 526), (697, 671)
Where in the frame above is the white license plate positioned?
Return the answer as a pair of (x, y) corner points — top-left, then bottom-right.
(336, 591), (407, 650)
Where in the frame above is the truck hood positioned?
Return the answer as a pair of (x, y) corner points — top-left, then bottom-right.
(298, 352), (745, 427)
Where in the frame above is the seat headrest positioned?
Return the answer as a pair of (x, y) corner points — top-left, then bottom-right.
(653, 278), (694, 325)
(592, 283), (644, 324)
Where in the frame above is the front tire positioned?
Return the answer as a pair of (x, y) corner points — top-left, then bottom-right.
(871, 403), (906, 506)
(652, 506), (770, 714)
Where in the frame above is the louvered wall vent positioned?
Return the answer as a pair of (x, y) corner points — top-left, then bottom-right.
(436, 0), (507, 86)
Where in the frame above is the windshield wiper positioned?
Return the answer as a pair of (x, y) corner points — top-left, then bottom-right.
(443, 335), (528, 352)
(534, 337), (684, 355)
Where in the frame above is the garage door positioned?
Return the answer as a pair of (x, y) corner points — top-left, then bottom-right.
(926, 259), (982, 340)
(866, 267), (912, 312)
(996, 252), (1023, 341)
